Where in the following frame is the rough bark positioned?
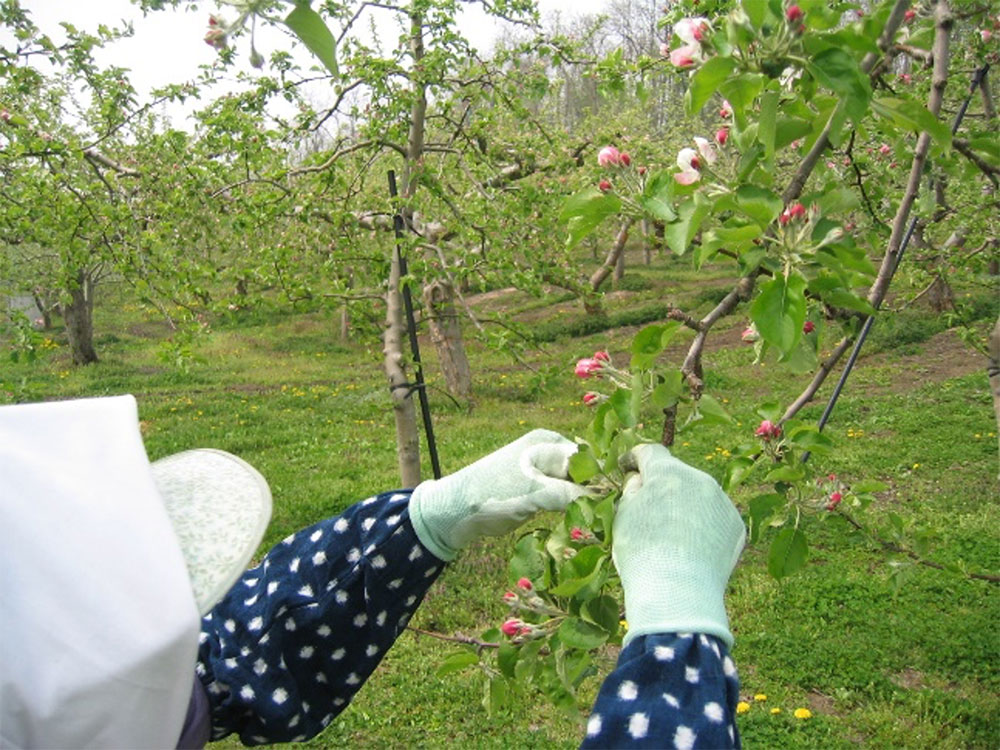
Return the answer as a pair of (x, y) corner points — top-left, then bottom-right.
(384, 247), (422, 488)
(60, 270), (98, 365)
(589, 219), (634, 292)
(989, 314), (1000, 451)
(423, 280), (472, 399)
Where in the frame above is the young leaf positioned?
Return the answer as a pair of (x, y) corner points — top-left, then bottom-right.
(558, 617), (610, 649)
(436, 650), (479, 677)
(751, 274), (807, 355)
(767, 527), (808, 578)
(559, 188), (622, 249)
(568, 449), (601, 483)
(748, 493), (785, 543)
(284, 4), (339, 76)
(685, 56), (738, 116)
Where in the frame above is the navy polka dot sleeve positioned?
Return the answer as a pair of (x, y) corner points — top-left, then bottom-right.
(581, 632), (741, 749)
(196, 490), (443, 745)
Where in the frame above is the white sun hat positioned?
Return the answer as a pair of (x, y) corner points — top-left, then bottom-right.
(0, 394), (271, 749)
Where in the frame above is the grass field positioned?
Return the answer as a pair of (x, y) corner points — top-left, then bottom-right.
(3, 256), (998, 748)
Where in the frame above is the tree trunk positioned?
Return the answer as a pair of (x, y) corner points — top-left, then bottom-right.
(988, 314), (1000, 455)
(613, 242), (626, 284)
(641, 218), (653, 265)
(61, 270), (98, 365)
(423, 279), (471, 399)
(384, 247), (422, 487)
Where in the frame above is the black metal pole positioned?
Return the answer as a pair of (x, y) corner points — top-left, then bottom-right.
(803, 64), (990, 462)
(388, 170), (442, 479)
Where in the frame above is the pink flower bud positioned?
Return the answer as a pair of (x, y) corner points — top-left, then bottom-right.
(0, 109), (10, 122)
(598, 179), (612, 193)
(786, 5), (804, 23)
(660, 41), (671, 57)
(204, 27), (228, 49)
(669, 44), (701, 68)
(570, 527), (586, 541)
(715, 127), (729, 146)
(575, 357), (603, 378)
(879, 143), (892, 156)
(597, 145), (621, 167)
(779, 210), (791, 226)
(501, 619), (523, 637)
(981, 29), (993, 42)
(741, 325), (759, 343)
(619, 152), (631, 167)
(828, 473), (837, 481)
(755, 420), (782, 440)
(826, 491), (843, 511)
(593, 350), (610, 362)
(583, 391), (601, 406)
(719, 102), (732, 119)
(637, 165), (647, 176)
(904, 9), (916, 22)
(503, 590), (517, 602)
(516, 577), (533, 591)
(900, 73), (911, 84)
(788, 202), (806, 220)
(803, 320), (815, 334)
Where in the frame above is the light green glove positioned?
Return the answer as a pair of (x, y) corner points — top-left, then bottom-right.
(613, 443), (746, 648)
(410, 429), (589, 561)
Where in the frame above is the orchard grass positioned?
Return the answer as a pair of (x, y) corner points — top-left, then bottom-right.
(2, 270), (997, 749)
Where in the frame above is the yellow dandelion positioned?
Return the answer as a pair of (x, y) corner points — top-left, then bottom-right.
(736, 702), (751, 714)
(794, 708), (812, 719)
(754, 693), (767, 702)
(974, 433), (981, 439)
(518, 419), (526, 425)
(682, 441), (691, 447)
(912, 463), (920, 470)
(770, 707), (781, 715)
(620, 619), (628, 630)
(705, 454), (715, 461)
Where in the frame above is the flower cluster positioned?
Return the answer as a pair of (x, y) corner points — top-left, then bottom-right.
(595, 146), (643, 195)
(755, 419), (782, 441)
(204, 15), (228, 49)
(675, 137), (718, 185)
(663, 17), (712, 69)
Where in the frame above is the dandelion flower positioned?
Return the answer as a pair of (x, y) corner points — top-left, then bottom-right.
(736, 701), (751, 714)
(794, 707), (812, 719)
(770, 707), (782, 715)
(754, 693), (767, 702)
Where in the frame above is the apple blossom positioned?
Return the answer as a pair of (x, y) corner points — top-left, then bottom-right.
(982, 29), (993, 42)
(674, 17), (711, 45)
(719, 101), (732, 119)
(205, 27), (227, 49)
(619, 152), (631, 167)
(575, 357), (603, 378)
(715, 127), (729, 146)
(598, 179), (612, 193)
(904, 8), (916, 22)
(659, 41), (671, 57)
(826, 491), (843, 511)
(786, 5), (804, 23)
(879, 143), (892, 156)
(803, 320), (815, 334)
(693, 136), (717, 165)
(570, 527), (586, 541)
(669, 44), (702, 68)
(516, 577), (533, 591)
(755, 420), (782, 440)
(593, 350), (610, 362)
(503, 591), (517, 602)
(582, 392), (601, 406)
(637, 166), (647, 176)
(675, 147), (701, 185)
(741, 325), (760, 343)
(501, 618), (524, 637)
(597, 145), (621, 167)
(900, 73), (912, 84)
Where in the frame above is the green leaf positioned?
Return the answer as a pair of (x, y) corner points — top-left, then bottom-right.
(852, 479), (889, 493)
(608, 388), (636, 428)
(765, 464), (806, 483)
(285, 4), (339, 76)
(768, 527), (809, 578)
(806, 49), (870, 122)
(485, 674), (509, 714)
(497, 643), (519, 679)
(651, 369), (685, 409)
(871, 97), (952, 149)
(558, 617), (610, 649)
(759, 89), (779, 168)
(785, 427), (834, 454)
(568, 449), (601, 483)
(720, 74), (765, 129)
(814, 186), (860, 215)
(742, 0), (768, 29)
(663, 195), (711, 255)
(581, 595), (621, 635)
(748, 493), (785, 543)
(509, 533), (548, 588)
(735, 185), (783, 228)
(550, 548), (608, 598)
(436, 650), (479, 677)
(686, 56), (737, 116)
(560, 189), (622, 249)
(750, 274), (807, 354)
(630, 321), (680, 369)
(774, 116), (813, 150)
(723, 456), (756, 491)
(639, 172), (677, 222)
(697, 393), (732, 425)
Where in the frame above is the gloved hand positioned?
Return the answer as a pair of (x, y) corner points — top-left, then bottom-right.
(410, 429), (589, 561)
(613, 443), (746, 648)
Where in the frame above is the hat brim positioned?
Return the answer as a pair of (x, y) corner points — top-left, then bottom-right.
(151, 449), (272, 615)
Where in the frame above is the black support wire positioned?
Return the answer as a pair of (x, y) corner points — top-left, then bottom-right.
(802, 63), (991, 463)
(388, 170), (442, 479)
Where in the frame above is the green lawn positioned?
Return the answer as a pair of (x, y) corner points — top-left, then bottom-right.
(3, 266), (998, 748)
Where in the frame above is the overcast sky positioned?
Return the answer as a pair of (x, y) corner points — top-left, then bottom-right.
(13, 0), (609, 127)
